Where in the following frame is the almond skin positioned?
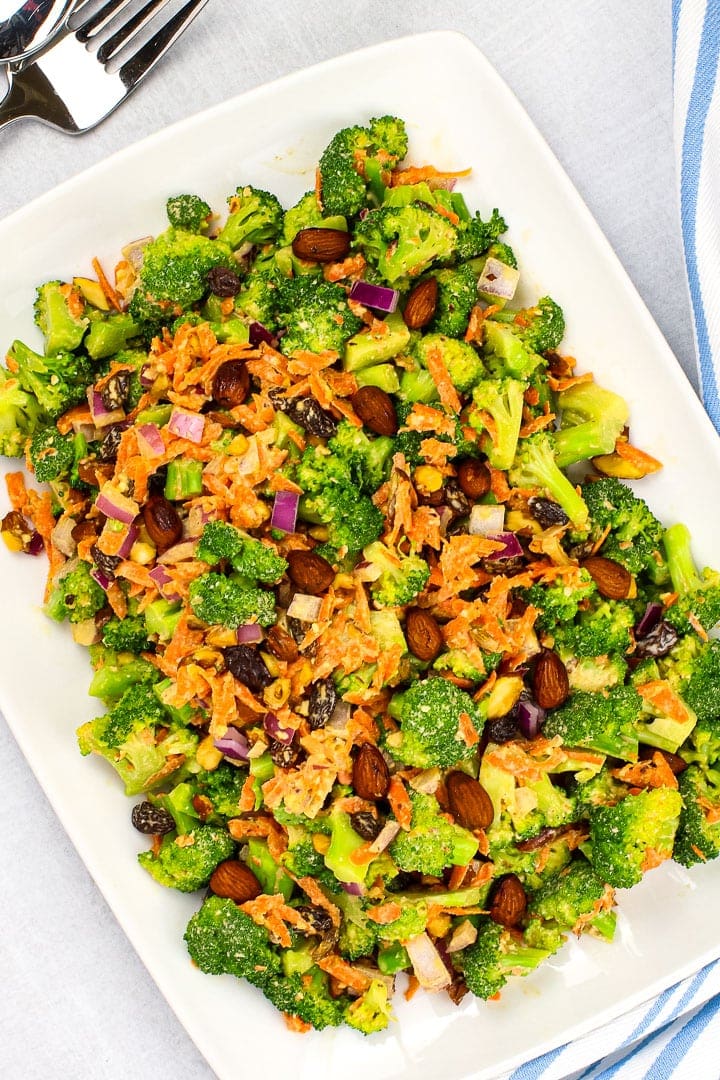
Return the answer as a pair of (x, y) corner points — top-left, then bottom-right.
(291, 227), (350, 263)
(489, 874), (527, 928)
(142, 495), (183, 553)
(287, 549), (335, 595)
(264, 624), (299, 662)
(351, 386), (398, 436)
(209, 860), (262, 903)
(352, 743), (391, 801)
(403, 277), (438, 329)
(581, 555), (633, 600)
(532, 648), (570, 710)
(456, 458), (492, 501)
(405, 607), (443, 662)
(446, 771), (494, 830)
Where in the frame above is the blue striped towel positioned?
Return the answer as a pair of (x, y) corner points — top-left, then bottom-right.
(497, 4), (720, 1078)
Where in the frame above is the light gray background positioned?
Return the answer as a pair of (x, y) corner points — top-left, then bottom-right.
(0, 3), (696, 1079)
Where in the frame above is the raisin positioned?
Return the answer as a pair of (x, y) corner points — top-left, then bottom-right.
(485, 713), (519, 744)
(212, 360), (249, 408)
(207, 266), (241, 297)
(268, 738), (304, 769)
(307, 677), (337, 729)
(131, 801), (175, 835)
(350, 811), (383, 841)
(100, 371), (131, 411)
(269, 388), (337, 438)
(91, 543), (121, 577)
(296, 905), (335, 937)
(444, 479), (471, 518)
(99, 425), (123, 463)
(528, 496), (569, 528)
(636, 620), (679, 659)
(224, 645), (272, 693)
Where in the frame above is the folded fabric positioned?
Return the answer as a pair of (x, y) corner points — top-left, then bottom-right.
(500, 3), (720, 1078)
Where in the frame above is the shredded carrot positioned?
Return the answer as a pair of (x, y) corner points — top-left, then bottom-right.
(404, 974), (420, 1001)
(636, 680), (693, 725)
(611, 753), (679, 791)
(316, 955), (372, 994)
(91, 256), (122, 312)
(423, 344), (462, 413)
(387, 775), (412, 830)
(613, 440), (663, 473)
(547, 371), (594, 392)
(367, 901), (403, 925)
(390, 164), (472, 186)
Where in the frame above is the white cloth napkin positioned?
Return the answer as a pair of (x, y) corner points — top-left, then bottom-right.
(499, 3), (720, 1078)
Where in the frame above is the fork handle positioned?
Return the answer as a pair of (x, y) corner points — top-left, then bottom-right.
(0, 66), (69, 132)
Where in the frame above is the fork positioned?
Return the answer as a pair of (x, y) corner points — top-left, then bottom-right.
(0, 0), (209, 134)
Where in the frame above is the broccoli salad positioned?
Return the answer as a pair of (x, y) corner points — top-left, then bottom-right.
(3, 114), (720, 1036)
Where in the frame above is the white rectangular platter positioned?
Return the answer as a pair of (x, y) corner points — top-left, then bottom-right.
(1, 30), (719, 1080)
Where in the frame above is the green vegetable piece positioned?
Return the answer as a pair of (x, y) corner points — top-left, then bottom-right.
(144, 598), (182, 641)
(165, 458), (203, 500)
(344, 311), (411, 372)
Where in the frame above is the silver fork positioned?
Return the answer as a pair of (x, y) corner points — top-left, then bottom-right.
(0, 0), (209, 134)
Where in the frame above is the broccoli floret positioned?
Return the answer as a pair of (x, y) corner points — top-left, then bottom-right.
(33, 280), (89, 353)
(262, 967), (348, 1030)
(581, 477), (666, 578)
(46, 560), (106, 624)
(328, 421), (394, 495)
(217, 185), (283, 250)
(0, 367), (45, 457)
(528, 858), (616, 940)
(543, 685), (641, 761)
(433, 648), (501, 684)
(138, 826), (236, 892)
(77, 683), (197, 795)
(335, 891), (378, 961)
(674, 765), (720, 867)
(362, 540), (430, 608)
(388, 677), (485, 768)
(234, 269), (279, 330)
(354, 205), (457, 285)
(682, 639), (720, 725)
(101, 614), (153, 654)
(468, 377), (525, 470)
(460, 920), (553, 1000)
(84, 311), (141, 360)
(480, 748), (577, 843)
(509, 433), (589, 530)
(282, 835), (338, 891)
(553, 381), (630, 469)
(188, 572), (276, 629)
(519, 570), (597, 634)
(319, 116), (408, 217)
(346, 980), (394, 1035)
(485, 241), (517, 269)
(197, 763), (246, 819)
(389, 792), (478, 876)
(374, 897), (429, 944)
(275, 276), (363, 355)
(8, 340), (92, 419)
(185, 894), (281, 979)
(28, 425), (74, 482)
(429, 264), (479, 338)
(295, 445), (353, 494)
(511, 296), (565, 354)
(574, 766), (629, 815)
(129, 228), (235, 335)
(588, 787), (683, 888)
(299, 485), (383, 554)
(663, 523), (720, 635)
(281, 191), (348, 245)
(166, 194), (211, 232)
(455, 207), (508, 261)
(88, 648), (159, 703)
(552, 597), (635, 660)
(414, 333), (485, 394)
(196, 521), (287, 583)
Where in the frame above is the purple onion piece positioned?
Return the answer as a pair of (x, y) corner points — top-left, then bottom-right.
(270, 490), (299, 533)
(213, 728), (250, 761)
(91, 567), (111, 590)
(263, 711), (295, 745)
(341, 881), (365, 897)
(348, 279), (400, 314)
(26, 531), (44, 556)
(635, 602), (663, 638)
(517, 698), (545, 739)
(139, 365), (155, 388)
(237, 623), (263, 644)
(249, 321), (275, 347)
(489, 531), (524, 559)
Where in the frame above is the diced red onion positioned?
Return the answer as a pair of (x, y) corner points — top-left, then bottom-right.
(95, 485), (138, 525)
(51, 517), (77, 557)
(121, 236), (152, 270)
(139, 364), (156, 388)
(168, 407), (205, 445)
(405, 933), (452, 991)
(91, 566), (111, 590)
(369, 820), (401, 854)
(488, 532), (524, 559)
(286, 592), (322, 622)
(270, 490), (299, 533)
(477, 257), (520, 300)
(26, 531), (44, 556)
(263, 711), (295, 745)
(428, 177), (457, 191)
(136, 423), (165, 457)
(148, 564), (181, 602)
(446, 919), (478, 954)
(157, 541), (198, 564)
(328, 700), (352, 730)
(87, 388), (124, 428)
(353, 559), (383, 583)
(116, 523), (139, 560)
(249, 321), (274, 347)
(237, 623), (264, 644)
(635, 602), (663, 638)
(341, 881), (365, 897)
(517, 697), (545, 739)
(71, 420), (100, 441)
(469, 504), (505, 537)
(348, 280), (400, 314)
(213, 728), (250, 761)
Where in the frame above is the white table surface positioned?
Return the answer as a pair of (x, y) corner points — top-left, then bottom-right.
(0, 3), (698, 1079)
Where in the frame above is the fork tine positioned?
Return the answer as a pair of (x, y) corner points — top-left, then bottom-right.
(118, 0), (209, 90)
(96, 0), (167, 64)
(71, 0), (136, 42)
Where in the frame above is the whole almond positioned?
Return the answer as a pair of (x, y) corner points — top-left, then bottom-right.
(291, 227), (350, 263)
(405, 607), (443, 662)
(287, 549), (335, 595)
(143, 495), (183, 553)
(532, 648), (570, 710)
(446, 771), (494, 830)
(351, 386), (398, 436)
(581, 555), (633, 600)
(353, 743), (391, 801)
(403, 277), (438, 329)
(489, 874), (527, 928)
(265, 624), (299, 662)
(209, 860), (262, 903)
(456, 458), (492, 501)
